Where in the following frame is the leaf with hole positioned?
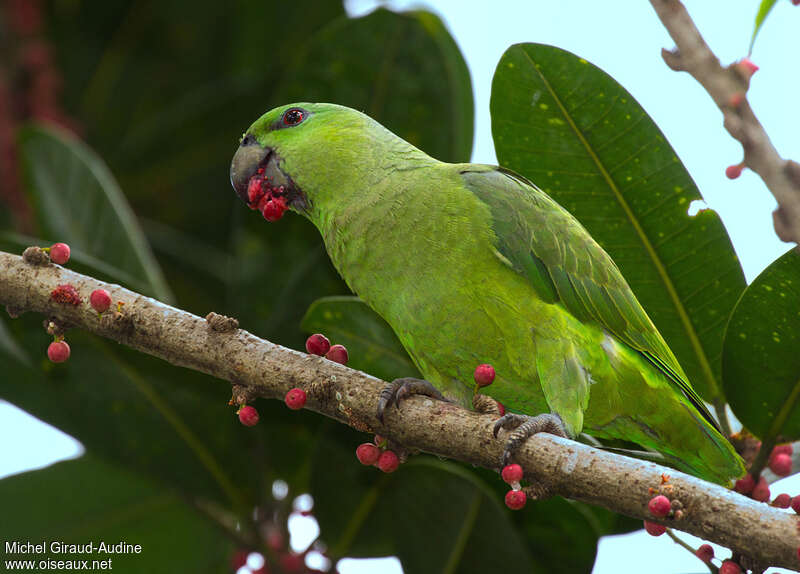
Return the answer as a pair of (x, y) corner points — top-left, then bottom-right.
(491, 43), (745, 404)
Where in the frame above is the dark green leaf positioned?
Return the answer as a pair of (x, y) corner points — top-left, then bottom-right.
(279, 8), (474, 163)
(750, 0), (778, 53)
(16, 124), (172, 302)
(722, 249), (800, 440)
(491, 43), (745, 403)
(301, 296), (419, 382)
(0, 455), (232, 573)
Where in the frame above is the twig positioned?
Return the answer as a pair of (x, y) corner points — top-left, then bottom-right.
(0, 250), (798, 569)
(649, 0), (800, 247)
(666, 528), (718, 574)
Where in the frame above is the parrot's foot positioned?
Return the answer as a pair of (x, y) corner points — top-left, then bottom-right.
(377, 377), (448, 422)
(492, 413), (568, 467)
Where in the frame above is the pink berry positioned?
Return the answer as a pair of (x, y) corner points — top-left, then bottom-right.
(89, 289), (112, 313)
(648, 495), (671, 517)
(47, 340), (70, 363)
(643, 520), (666, 537)
(794, 0), (800, 5)
(772, 493), (792, 508)
(305, 333), (331, 356)
(792, 495), (800, 514)
(496, 401), (505, 416)
(356, 443), (380, 466)
(720, 560), (742, 574)
(695, 544), (714, 563)
(326, 344), (349, 365)
(238, 405), (259, 426)
(377, 450), (399, 473)
(504, 489), (526, 510)
(473, 363), (495, 387)
(770, 453), (793, 476)
(501, 464), (523, 485)
(771, 443), (793, 459)
(49, 242), (70, 264)
(725, 163), (744, 179)
(751, 476), (770, 502)
(734, 474), (755, 494)
(266, 529), (284, 552)
(284, 388), (307, 410)
(736, 57), (759, 77)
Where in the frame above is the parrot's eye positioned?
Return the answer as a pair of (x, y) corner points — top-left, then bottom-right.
(282, 108), (305, 127)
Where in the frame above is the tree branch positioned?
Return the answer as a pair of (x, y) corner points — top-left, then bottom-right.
(1, 250), (798, 569)
(649, 0), (800, 247)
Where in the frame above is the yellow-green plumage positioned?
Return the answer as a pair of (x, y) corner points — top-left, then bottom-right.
(234, 103), (745, 485)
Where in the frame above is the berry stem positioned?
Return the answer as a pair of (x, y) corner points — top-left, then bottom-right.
(665, 529), (718, 574)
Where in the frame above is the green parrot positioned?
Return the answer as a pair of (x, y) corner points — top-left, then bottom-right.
(230, 103), (744, 485)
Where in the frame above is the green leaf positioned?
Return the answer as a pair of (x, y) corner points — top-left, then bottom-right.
(0, 455), (232, 572)
(310, 425), (599, 573)
(16, 124), (173, 302)
(279, 8), (474, 163)
(750, 0), (778, 53)
(491, 43), (745, 403)
(301, 296), (420, 382)
(722, 249), (800, 441)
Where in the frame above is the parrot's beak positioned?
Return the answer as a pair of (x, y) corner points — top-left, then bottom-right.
(230, 137), (270, 204)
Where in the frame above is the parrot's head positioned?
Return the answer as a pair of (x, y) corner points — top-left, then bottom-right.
(230, 102), (424, 225)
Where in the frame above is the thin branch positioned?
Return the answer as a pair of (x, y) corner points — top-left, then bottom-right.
(666, 528), (717, 574)
(649, 0), (800, 247)
(1, 250), (798, 569)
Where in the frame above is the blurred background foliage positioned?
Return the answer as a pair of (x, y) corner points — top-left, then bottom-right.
(2, 1), (798, 573)
(0, 1), (635, 572)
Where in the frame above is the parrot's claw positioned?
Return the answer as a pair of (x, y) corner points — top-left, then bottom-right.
(492, 413), (568, 467)
(377, 377), (448, 422)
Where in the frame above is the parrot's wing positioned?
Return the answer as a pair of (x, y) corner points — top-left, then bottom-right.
(460, 165), (719, 432)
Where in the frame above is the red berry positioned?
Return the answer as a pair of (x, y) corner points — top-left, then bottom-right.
(238, 405), (259, 426)
(695, 544), (714, 563)
(89, 289), (112, 313)
(794, 0), (800, 5)
(266, 529), (284, 552)
(356, 443), (380, 465)
(305, 333), (331, 356)
(49, 242), (70, 264)
(247, 177), (265, 206)
(230, 549), (249, 570)
(504, 489), (526, 510)
(648, 495), (671, 517)
(770, 453), (793, 476)
(279, 553), (304, 573)
(261, 197), (288, 222)
(496, 401), (505, 416)
(734, 474), (755, 494)
(326, 344), (349, 365)
(772, 493), (792, 508)
(725, 163), (744, 179)
(377, 450), (399, 473)
(751, 476), (770, 502)
(284, 388), (307, 410)
(473, 363), (495, 387)
(47, 340), (70, 363)
(792, 495), (800, 514)
(643, 520), (666, 537)
(501, 463), (523, 484)
(720, 560), (742, 574)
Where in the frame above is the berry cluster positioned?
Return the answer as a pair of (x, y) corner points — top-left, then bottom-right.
(355, 435), (400, 473)
(247, 167), (289, 222)
(305, 333), (348, 365)
(733, 443), (795, 507)
(501, 463), (526, 510)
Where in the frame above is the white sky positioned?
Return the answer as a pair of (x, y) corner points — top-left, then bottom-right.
(2, 1), (799, 573)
